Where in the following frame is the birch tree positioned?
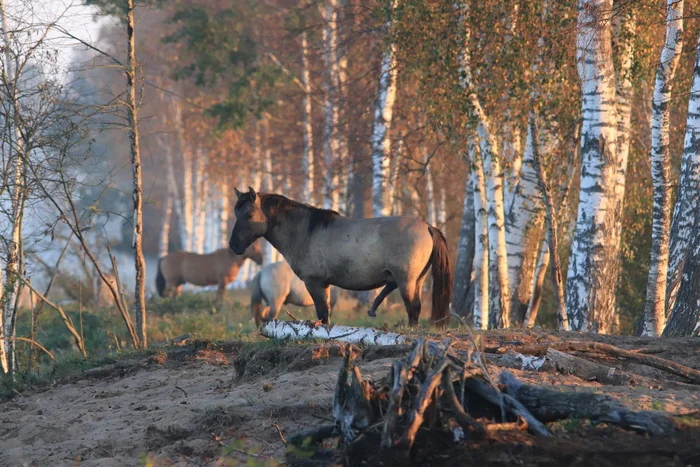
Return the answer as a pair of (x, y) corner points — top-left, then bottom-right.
(452, 158), (475, 318)
(456, 0), (510, 327)
(301, 29), (314, 204)
(666, 34), (700, 316)
(642, 0), (684, 337)
(566, 0), (619, 333)
(370, 0), (398, 218)
(159, 190), (172, 258)
(471, 146), (489, 330)
(321, 0), (341, 211)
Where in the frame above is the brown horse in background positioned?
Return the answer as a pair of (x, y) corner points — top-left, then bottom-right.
(156, 242), (263, 306)
(229, 188), (452, 326)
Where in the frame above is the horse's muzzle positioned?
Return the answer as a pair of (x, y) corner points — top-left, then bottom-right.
(229, 239), (245, 255)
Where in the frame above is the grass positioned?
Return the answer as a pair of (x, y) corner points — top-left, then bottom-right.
(1, 285), (445, 399)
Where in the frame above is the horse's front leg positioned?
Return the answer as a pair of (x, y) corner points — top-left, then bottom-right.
(368, 283), (397, 317)
(305, 281), (332, 325)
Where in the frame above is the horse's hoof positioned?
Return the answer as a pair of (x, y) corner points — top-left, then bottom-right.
(368, 310), (376, 317)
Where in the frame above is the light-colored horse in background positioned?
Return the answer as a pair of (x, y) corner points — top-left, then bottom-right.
(156, 242), (263, 306)
(250, 260), (339, 327)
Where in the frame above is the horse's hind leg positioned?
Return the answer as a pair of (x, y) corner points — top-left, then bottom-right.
(305, 281), (332, 325)
(368, 283), (397, 317)
(398, 278), (424, 326)
(266, 295), (287, 322)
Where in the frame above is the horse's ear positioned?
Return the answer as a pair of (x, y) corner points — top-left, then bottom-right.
(248, 186), (257, 202)
(234, 187), (243, 199)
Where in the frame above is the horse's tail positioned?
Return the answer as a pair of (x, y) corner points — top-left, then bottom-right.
(156, 258), (166, 297)
(250, 270), (265, 327)
(428, 226), (452, 327)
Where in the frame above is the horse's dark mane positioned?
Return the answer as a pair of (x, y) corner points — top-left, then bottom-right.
(236, 192), (340, 233)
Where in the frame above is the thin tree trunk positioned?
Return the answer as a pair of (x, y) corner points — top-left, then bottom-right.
(388, 139), (403, 215)
(452, 166), (475, 318)
(472, 144), (489, 330)
(370, 0), (398, 218)
(0, 0), (23, 374)
(667, 34), (700, 316)
(301, 30), (315, 205)
(609, 10), (635, 311)
(126, 0), (147, 348)
(643, 0), (684, 337)
(173, 103), (194, 252)
(192, 150), (208, 253)
(530, 117), (569, 331)
(159, 189), (172, 258)
(220, 179), (230, 248)
(321, 0), (341, 211)
(566, 0), (619, 334)
(524, 239), (550, 329)
(425, 152), (436, 226)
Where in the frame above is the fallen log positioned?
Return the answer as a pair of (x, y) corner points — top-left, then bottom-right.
(499, 371), (678, 436)
(260, 320), (408, 345)
(492, 341), (700, 384)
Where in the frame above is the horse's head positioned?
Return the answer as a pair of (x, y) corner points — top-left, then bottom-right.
(230, 187), (267, 255)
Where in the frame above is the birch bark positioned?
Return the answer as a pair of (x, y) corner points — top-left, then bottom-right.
(472, 146), (489, 330)
(321, 0), (341, 211)
(370, 0), (398, 218)
(643, 0), (684, 337)
(667, 35), (700, 315)
(566, 0), (619, 333)
(159, 190), (172, 258)
(301, 30), (314, 204)
(452, 160), (475, 318)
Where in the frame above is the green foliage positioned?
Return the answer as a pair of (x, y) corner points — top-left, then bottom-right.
(162, 2), (283, 129)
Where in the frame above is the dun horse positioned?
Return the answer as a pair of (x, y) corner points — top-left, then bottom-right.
(156, 242), (263, 305)
(229, 188), (452, 326)
(250, 260), (339, 327)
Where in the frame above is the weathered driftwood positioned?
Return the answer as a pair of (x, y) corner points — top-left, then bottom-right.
(492, 341), (700, 384)
(332, 351), (374, 442)
(463, 376), (551, 437)
(544, 348), (655, 387)
(261, 319), (408, 345)
(499, 371), (678, 436)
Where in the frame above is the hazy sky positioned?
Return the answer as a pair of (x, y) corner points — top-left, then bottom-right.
(5, 0), (110, 77)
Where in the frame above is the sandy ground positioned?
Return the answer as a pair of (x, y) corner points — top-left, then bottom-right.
(1, 332), (699, 466)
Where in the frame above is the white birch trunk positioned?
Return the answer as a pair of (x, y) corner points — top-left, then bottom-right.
(159, 189), (172, 258)
(643, 0), (684, 337)
(321, 0), (341, 211)
(425, 152), (436, 226)
(388, 139), (403, 215)
(301, 31), (315, 205)
(472, 149), (490, 330)
(220, 179), (230, 248)
(163, 139), (187, 252)
(438, 186), (446, 234)
(457, 0), (510, 328)
(667, 35), (700, 315)
(174, 103), (194, 252)
(453, 167), (475, 317)
(506, 123), (543, 301)
(261, 320), (407, 345)
(1, 0), (22, 372)
(566, 0), (619, 333)
(192, 150), (208, 253)
(371, 0), (398, 218)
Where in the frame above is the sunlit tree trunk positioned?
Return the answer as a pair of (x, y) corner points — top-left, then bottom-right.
(173, 103), (194, 252)
(220, 179), (230, 248)
(566, 0), (619, 333)
(452, 162), (475, 318)
(667, 35), (700, 316)
(371, 0), (398, 218)
(0, 0), (23, 373)
(472, 146), (489, 330)
(301, 30), (315, 205)
(425, 152), (436, 226)
(159, 190), (172, 258)
(524, 239), (549, 329)
(321, 0), (341, 211)
(126, 0), (146, 348)
(643, 0), (684, 337)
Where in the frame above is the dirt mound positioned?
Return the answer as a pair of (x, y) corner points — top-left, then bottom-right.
(0, 333), (698, 466)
